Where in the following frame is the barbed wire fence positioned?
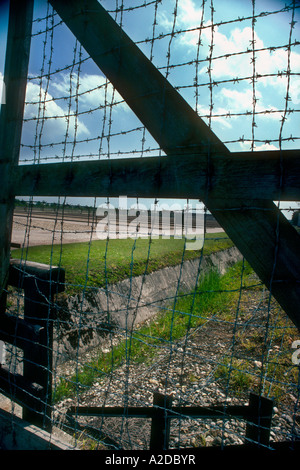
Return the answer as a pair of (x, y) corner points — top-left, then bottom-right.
(1, 0), (300, 451)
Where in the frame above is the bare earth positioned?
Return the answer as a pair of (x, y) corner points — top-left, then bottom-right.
(12, 214), (223, 248)
(12, 215), (97, 247)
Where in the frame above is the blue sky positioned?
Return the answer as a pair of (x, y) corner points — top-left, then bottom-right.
(0, 0), (299, 215)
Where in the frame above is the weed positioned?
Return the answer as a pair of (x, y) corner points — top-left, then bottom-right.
(215, 357), (254, 394)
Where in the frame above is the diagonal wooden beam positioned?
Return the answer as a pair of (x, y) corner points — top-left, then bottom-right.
(46, 0), (300, 329)
(49, 0), (225, 157)
(15, 149), (300, 201)
(0, 0), (34, 305)
(206, 198), (300, 329)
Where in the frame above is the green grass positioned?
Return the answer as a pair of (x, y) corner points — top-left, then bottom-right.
(12, 232), (233, 294)
(235, 306), (300, 402)
(169, 259), (255, 323)
(214, 357), (253, 393)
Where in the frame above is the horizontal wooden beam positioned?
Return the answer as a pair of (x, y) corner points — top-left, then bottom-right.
(0, 365), (44, 412)
(0, 311), (43, 352)
(66, 403), (256, 420)
(9, 258), (65, 294)
(15, 149), (300, 200)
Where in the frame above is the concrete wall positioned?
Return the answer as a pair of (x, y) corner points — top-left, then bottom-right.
(54, 246), (242, 363)
(0, 408), (76, 450)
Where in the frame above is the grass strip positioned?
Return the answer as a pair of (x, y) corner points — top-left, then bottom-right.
(12, 233), (233, 294)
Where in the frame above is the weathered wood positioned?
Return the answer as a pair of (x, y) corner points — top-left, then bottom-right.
(245, 393), (273, 447)
(0, 0), (33, 307)
(0, 311), (44, 352)
(68, 392), (273, 449)
(48, 0), (300, 330)
(48, 0), (226, 156)
(15, 149), (300, 201)
(66, 403), (258, 420)
(9, 259), (65, 294)
(8, 259), (65, 431)
(206, 198), (300, 330)
(150, 392), (172, 451)
(0, 365), (44, 412)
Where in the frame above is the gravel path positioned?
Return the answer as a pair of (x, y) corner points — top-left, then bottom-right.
(53, 289), (300, 450)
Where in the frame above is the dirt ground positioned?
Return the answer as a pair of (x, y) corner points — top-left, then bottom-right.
(12, 215), (97, 247)
(11, 214), (223, 248)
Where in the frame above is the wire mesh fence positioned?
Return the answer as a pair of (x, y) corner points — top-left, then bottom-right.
(0, 0), (300, 451)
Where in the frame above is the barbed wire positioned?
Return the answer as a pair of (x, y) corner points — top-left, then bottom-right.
(3, 0), (300, 452)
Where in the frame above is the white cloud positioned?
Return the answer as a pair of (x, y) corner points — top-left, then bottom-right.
(197, 103), (234, 129)
(158, 0), (203, 31)
(195, 26), (267, 80)
(218, 87), (280, 118)
(289, 78), (300, 105)
(169, 0), (300, 102)
(199, 24), (300, 111)
(254, 143), (279, 151)
(172, 2), (299, 137)
(24, 81), (90, 140)
(196, 86), (281, 132)
(51, 73), (130, 112)
(220, 87), (258, 112)
(239, 141), (279, 152)
(263, 72), (300, 106)
(177, 0), (203, 29)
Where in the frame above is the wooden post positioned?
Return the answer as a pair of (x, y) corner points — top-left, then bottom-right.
(22, 282), (53, 430)
(0, 0), (34, 311)
(9, 259), (65, 431)
(150, 392), (172, 451)
(245, 392), (273, 447)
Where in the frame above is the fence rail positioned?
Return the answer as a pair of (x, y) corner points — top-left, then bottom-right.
(67, 392), (274, 450)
